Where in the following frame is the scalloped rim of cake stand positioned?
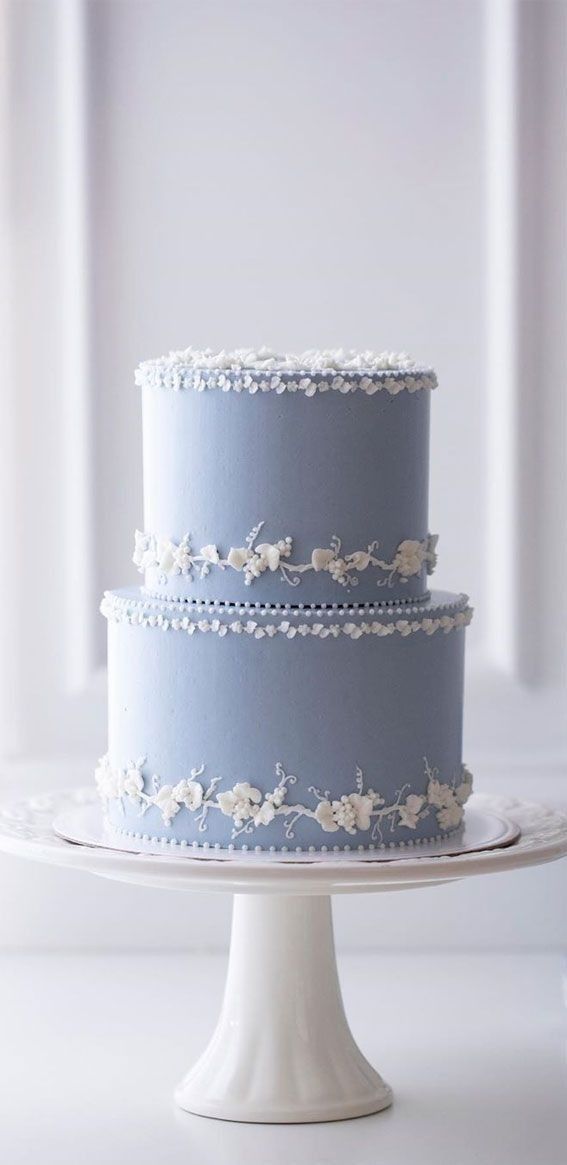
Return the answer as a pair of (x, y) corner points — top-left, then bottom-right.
(0, 789), (565, 894)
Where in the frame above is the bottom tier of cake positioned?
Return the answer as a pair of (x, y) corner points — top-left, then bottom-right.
(97, 588), (473, 852)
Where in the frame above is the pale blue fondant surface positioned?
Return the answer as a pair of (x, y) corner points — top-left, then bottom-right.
(104, 588), (466, 850)
(141, 382), (431, 604)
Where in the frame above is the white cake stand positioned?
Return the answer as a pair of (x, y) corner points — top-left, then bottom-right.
(0, 789), (566, 1125)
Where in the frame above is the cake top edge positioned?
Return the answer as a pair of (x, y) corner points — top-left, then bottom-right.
(135, 347), (437, 394)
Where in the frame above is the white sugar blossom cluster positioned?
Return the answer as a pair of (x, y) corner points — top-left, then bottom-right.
(133, 524), (438, 590)
(95, 756), (473, 845)
(140, 346), (420, 373)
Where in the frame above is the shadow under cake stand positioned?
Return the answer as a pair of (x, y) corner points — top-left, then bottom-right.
(0, 790), (566, 1125)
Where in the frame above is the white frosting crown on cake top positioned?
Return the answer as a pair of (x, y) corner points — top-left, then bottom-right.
(139, 345), (422, 374)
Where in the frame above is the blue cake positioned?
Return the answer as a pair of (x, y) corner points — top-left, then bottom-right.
(96, 347), (473, 853)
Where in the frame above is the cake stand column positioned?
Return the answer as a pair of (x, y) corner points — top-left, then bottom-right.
(174, 892), (392, 1123)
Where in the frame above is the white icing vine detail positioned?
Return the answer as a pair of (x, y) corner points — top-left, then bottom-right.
(101, 593), (473, 639)
(133, 526), (438, 590)
(135, 349), (436, 395)
(95, 756), (473, 843)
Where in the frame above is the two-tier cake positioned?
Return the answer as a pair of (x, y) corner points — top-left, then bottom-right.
(96, 347), (473, 853)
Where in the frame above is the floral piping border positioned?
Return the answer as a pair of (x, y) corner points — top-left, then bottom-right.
(134, 525), (438, 590)
(135, 365), (437, 397)
(96, 755), (473, 844)
(101, 592), (473, 640)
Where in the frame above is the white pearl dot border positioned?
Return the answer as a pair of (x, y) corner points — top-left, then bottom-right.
(110, 822), (459, 857)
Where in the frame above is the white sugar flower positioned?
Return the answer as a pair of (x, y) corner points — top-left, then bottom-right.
(243, 553), (266, 583)
(200, 544), (220, 564)
(348, 793), (374, 831)
(172, 539), (193, 573)
(234, 781), (262, 804)
(255, 543), (282, 572)
(425, 533), (439, 575)
(97, 764), (124, 800)
(254, 801), (276, 827)
(217, 790), (237, 816)
(427, 779), (454, 808)
(437, 799), (464, 830)
(331, 796), (357, 834)
(153, 785), (182, 825)
(367, 788), (385, 808)
(132, 530), (157, 572)
(227, 546), (250, 571)
(328, 558), (348, 583)
(157, 539), (176, 575)
(123, 766), (144, 802)
(172, 778), (204, 811)
(393, 539), (426, 578)
(276, 537), (293, 559)
(315, 800), (340, 832)
(315, 794), (369, 835)
(311, 548), (335, 572)
(132, 530), (147, 567)
(455, 767), (473, 805)
(217, 781), (262, 823)
(347, 550), (372, 571)
(398, 793), (425, 829)
(132, 531), (148, 568)
(267, 785), (286, 809)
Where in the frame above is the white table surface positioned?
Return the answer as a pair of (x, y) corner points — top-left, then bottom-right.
(1, 950), (566, 1164)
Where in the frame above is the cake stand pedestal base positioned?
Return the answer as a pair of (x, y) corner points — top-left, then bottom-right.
(175, 893), (391, 1123)
(1, 791), (566, 1125)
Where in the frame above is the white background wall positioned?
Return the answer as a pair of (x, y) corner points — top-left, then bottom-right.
(1, 0), (566, 951)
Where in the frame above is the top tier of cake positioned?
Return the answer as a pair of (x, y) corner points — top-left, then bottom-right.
(134, 347), (437, 605)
